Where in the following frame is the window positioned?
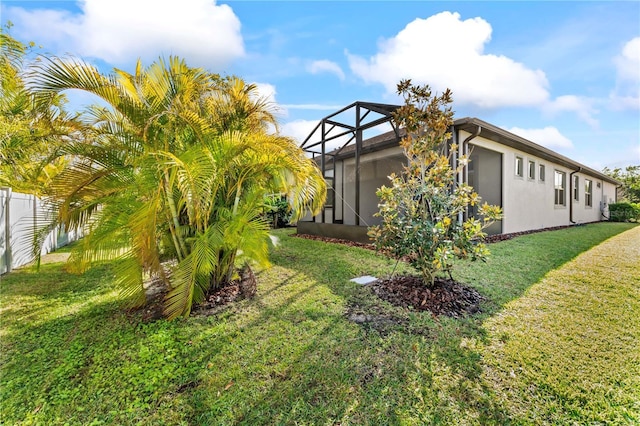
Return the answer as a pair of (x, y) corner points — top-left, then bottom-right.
(554, 170), (566, 206)
(325, 178), (334, 207)
(585, 179), (592, 207)
(573, 175), (579, 201)
(515, 156), (523, 177)
(528, 160), (535, 180)
(539, 164), (546, 182)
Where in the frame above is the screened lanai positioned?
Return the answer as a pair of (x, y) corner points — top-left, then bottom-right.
(296, 105), (507, 242)
(297, 101), (405, 243)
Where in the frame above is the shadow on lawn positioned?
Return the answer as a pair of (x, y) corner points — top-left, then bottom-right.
(0, 264), (121, 336)
(4, 225), (631, 424)
(452, 223), (637, 314)
(182, 234), (513, 424)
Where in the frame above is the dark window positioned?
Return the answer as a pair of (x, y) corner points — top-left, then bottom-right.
(515, 156), (523, 177)
(528, 160), (535, 180)
(325, 178), (334, 208)
(555, 171), (566, 206)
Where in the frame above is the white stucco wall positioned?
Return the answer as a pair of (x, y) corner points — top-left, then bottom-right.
(466, 131), (616, 233)
(304, 131), (616, 236)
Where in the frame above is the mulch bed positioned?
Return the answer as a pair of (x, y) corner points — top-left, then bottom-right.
(137, 265), (257, 321)
(370, 276), (484, 318)
(294, 222), (598, 246)
(193, 266), (257, 316)
(483, 223), (595, 243)
(293, 233), (375, 249)
(294, 233), (485, 318)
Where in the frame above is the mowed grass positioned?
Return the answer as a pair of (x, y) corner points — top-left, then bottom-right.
(0, 222), (637, 425)
(481, 225), (640, 425)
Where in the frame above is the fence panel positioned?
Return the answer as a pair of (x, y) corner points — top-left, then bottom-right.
(0, 189), (79, 274)
(0, 189), (8, 274)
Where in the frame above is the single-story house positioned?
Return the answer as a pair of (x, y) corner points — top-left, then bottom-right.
(297, 102), (620, 243)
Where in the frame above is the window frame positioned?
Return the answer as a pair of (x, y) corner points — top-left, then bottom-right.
(585, 179), (593, 207)
(573, 175), (579, 202)
(325, 177), (334, 208)
(515, 156), (524, 178)
(554, 170), (566, 207)
(539, 164), (545, 182)
(528, 160), (536, 180)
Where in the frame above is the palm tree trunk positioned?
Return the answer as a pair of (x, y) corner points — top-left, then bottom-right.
(163, 172), (188, 260)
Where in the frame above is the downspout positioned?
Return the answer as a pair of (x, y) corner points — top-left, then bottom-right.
(569, 166), (582, 224)
(458, 124), (482, 223)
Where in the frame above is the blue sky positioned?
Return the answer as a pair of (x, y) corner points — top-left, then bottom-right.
(2, 0), (639, 169)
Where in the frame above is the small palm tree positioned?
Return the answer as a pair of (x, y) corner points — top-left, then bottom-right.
(30, 56), (326, 318)
(0, 28), (78, 194)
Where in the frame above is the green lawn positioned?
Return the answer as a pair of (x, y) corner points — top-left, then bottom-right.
(0, 222), (637, 425)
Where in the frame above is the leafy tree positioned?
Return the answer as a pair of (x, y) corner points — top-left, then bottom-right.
(0, 26), (77, 194)
(603, 165), (640, 203)
(368, 80), (502, 286)
(264, 194), (292, 228)
(30, 56), (326, 319)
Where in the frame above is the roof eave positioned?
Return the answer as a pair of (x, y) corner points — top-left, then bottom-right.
(454, 117), (622, 186)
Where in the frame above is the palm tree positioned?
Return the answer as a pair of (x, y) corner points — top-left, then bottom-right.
(30, 56), (326, 318)
(0, 28), (77, 194)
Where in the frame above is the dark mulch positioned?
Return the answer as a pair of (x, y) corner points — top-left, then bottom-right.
(295, 222), (598, 246)
(293, 233), (375, 250)
(370, 276), (484, 318)
(483, 222), (595, 243)
(139, 276), (168, 321)
(137, 265), (257, 320)
(193, 265), (257, 316)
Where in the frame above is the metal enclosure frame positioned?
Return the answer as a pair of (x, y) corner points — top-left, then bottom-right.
(300, 101), (401, 226)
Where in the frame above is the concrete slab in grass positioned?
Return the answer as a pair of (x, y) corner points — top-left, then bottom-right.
(350, 275), (378, 285)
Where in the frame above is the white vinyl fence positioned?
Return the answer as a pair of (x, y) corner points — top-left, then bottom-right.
(0, 188), (80, 274)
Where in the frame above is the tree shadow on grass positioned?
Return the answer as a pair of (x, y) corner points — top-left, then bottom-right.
(3, 225), (632, 425)
(236, 226), (637, 424)
(179, 234), (514, 425)
(453, 223), (637, 314)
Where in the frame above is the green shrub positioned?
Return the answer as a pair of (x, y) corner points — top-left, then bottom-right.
(264, 195), (292, 228)
(608, 202), (640, 222)
(368, 80), (502, 285)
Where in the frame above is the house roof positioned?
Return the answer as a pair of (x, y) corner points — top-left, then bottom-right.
(454, 117), (620, 185)
(310, 112), (620, 185)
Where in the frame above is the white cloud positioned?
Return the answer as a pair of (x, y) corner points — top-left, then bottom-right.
(611, 37), (640, 110)
(347, 11), (550, 109)
(250, 83), (290, 132)
(615, 37), (640, 81)
(7, 0), (244, 70)
(280, 119), (319, 146)
(507, 126), (574, 150)
(546, 95), (599, 128)
(253, 82), (287, 117)
(253, 83), (277, 104)
(610, 95), (640, 110)
(307, 60), (345, 80)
